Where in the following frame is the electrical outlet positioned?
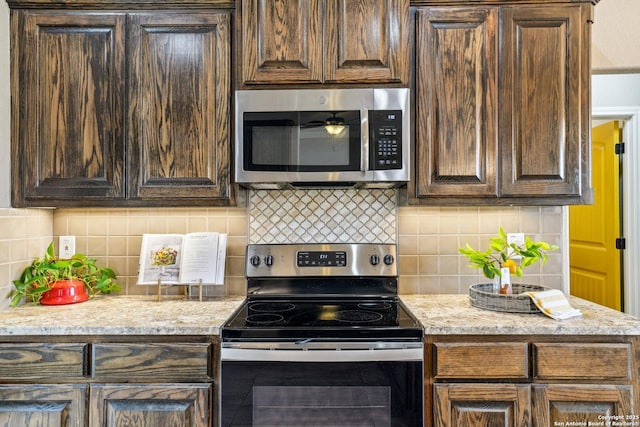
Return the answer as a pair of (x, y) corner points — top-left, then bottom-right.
(59, 236), (76, 258)
(507, 233), (525, 247)
(507, 233), (525, 260)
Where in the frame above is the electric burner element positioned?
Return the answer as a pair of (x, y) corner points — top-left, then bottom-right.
(335, 310), (383, 323)
(357, 302), (392, 310)
(245, 313), (285, 325)
(249, 302), (296, 313)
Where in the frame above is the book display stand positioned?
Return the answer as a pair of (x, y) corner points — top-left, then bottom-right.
(155, 278), (204, 302)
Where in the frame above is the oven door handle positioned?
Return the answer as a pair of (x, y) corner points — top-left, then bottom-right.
(221, 343), (423, 362)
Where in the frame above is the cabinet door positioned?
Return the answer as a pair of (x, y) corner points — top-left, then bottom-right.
(0, 384), (86, 427)
(532, 385), (633, 426)
(434, 383), (531, 427)
(500, 5), (584, 197)
(324, 0), (408, 83)
(89, 384), (210, 427)
(11, 12), (126, 207)
(241, 0), (323, 84)
(415, 8), (498, 198)
(127, 12), (231, 203)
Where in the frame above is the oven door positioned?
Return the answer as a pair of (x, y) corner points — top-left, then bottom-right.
(221, 342), (423, 427)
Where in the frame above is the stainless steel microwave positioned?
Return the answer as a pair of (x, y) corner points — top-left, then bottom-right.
(234, 88), (409, 188)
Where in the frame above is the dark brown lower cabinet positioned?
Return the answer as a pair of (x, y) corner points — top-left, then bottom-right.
(429, 336), (639, 427)
(434, 383), (531, 426)
(89, 384), (210, 427)
(0, 384), (86, 427)
(0, 338), (217, 427)
(533, 385), (633, 426)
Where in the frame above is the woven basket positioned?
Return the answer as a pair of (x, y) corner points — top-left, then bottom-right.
(469, 283), (550, 314)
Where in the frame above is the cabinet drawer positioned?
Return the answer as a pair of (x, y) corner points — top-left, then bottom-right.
(434, 342), (529, 379)
(0, 343), (86, 380)
(91, 343), (211, 380)
(534, 343), (631, 381)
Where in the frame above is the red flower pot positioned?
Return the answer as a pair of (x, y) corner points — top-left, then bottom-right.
(40, 279), (89, 305)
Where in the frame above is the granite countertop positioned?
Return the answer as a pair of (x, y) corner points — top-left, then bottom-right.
(401, 294), (640, 335)
(0, 293), (638, 337)
(0, 295), (246, 336)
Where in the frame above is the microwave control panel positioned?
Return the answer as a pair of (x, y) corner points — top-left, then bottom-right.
(370, 110), (402, 170)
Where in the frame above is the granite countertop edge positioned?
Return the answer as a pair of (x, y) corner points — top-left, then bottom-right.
(400, 294), (640, 336)
(0, 293), (638, 337)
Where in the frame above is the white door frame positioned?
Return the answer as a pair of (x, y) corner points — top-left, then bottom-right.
(591, 107), (640, 316)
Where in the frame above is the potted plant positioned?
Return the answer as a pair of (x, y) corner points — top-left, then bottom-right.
(458, 228), (558, 293)
(10, 242), (121, 307)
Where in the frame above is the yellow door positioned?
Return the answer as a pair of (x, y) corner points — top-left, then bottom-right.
(569, 121), (621, 310)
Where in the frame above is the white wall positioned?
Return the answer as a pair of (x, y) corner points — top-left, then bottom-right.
(592, 0), (640, 72)
(593, 74), (640, 107)
(0, 1), (10, 207)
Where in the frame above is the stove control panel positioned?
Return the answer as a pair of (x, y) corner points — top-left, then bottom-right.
(297, 251), (347, 267)
(245, 243), (397, 277)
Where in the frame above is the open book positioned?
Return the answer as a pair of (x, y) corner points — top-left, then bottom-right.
(137, 232), (227, 285)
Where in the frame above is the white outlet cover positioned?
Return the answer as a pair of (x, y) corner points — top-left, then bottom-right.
(507, 233), (525, 247)
(507, 233), (525, 259)
(59, 236), (76, 258)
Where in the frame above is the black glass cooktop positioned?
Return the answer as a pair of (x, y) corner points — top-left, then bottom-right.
(222, 297), (423, 341)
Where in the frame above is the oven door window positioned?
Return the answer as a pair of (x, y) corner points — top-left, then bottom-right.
(243, 111), (361, 172)
(221, 361), (422, 427)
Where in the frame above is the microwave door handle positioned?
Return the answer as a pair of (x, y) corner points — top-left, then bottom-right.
(361, 108), (369, 173)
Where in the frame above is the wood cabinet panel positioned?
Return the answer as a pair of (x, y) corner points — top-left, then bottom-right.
(11, 12), (126, 206)
(92, 343), (211, 380)
(412, 3), (592, 205)
(434, 383), (531, 427)
(532, 385), (633, 426)
(415, 7), (498, 197)
(434, 342), (529, 379)
(324, 0), (408, 83)
(500, 5), (583, 197)
(127, 12), (231, 201)
(241, 0), (323, 84)
(240, 0), (407, 85)
(534, 343), (632, 381)
(89, 384), (210, 427)
(0, 343), (86, 381)
(0, 384), (86, 427)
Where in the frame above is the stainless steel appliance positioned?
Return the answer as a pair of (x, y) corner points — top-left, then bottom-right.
(235, 88), (410, 188)
(221, 243), (423, 427)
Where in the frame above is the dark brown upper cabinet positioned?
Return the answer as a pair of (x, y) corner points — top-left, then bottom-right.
(127, 12), (231, 203)
(11, 8), (232, 207)
(412, 2), (594, 205)
(500, 5), (584, 198)
(11, 12), (127, 206)
(415, 7), (498, 198)
(240, 0), (409, 86)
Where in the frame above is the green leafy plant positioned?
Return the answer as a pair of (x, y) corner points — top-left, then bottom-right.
(458, 228), (558, 279)
(10, 242), (121, 307)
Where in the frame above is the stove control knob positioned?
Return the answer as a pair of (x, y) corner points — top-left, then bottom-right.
(250, 255), (261, 267)
(383, 254), (395, 265)
(264, 255), (274, 267)
(370, 254), (380, 266)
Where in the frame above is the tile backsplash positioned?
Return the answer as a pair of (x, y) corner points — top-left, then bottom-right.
(0, 208), (53, 308)
(397, 205), (565, 294)
(2, 198), (565, 302)
(52, 208), (249, 296)
(249, 189), (397, 244)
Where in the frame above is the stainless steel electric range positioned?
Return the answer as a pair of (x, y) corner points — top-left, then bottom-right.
(221, 243), (424, 427)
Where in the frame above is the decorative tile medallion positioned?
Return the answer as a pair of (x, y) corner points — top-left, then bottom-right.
(249, 189), (397, 244)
